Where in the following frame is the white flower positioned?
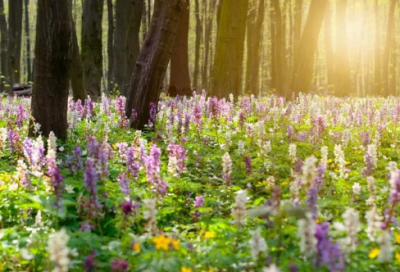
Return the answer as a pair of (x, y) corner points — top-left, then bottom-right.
(352, 183), (361, 195)
(48, 131), (57, 154)
(302, 156), (318, 185)
(289, 143), (296, 163)
(35, 210), (42, 226)
(20, 248), (34, 260)
(58, 146), (64, 152)
(378, 230), (393, 263)
(222, 152), (232, 183)
(65, 185), (74, 194)
(297, 212), (317, 257)
(237, 140), (245, 155)
(33, 123), (41, 135)
(340, 208), (360, 254)
(249, 227), (267, 260)
(263, 264), (280, 272)
(320, 146), (328, 167)
(365, 206), (382, 242)
(366, 176), (376, 206)
(334, 144), (346, 178)
(48, 228), (70, 272)
(231, 190), (247, 229)
(143, 199), (158, 235)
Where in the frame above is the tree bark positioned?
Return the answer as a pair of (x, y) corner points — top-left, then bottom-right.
(290, 0), (327, 96)
(0, 0), (10, 94)
(374, 0), (381, 96)
(24, 0), (32, 83)
(202, 0), (217, 91)
(168, 0), (191, 97)
(30, 0), (72, 140)
(193, 0), (202, 91)
(334, 0), (351, 97)
(125, 0), (183, 130)
(8, 0), (23, 86)
(383, 0), (397, 96)
(107, 0), (114, 94)
(113, 0), (143, 97)
(211, 0), (249, 98)
(81, 0), (104, 101)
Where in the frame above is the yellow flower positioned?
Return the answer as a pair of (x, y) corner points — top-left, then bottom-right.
(181, 267), (192, 272)
(153, 235), (171, 251)
(204, 231), (215, 239)
(395, 233), (400, 244)
(133, 242), (141, 253)
(171, 239), (180, 250)
(396, 253), (400, 262)
(369, 248), (380, 259)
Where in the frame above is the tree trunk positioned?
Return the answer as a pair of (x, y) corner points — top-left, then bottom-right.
(211, 0), (249, 98)
(8, 0), (23, 86)
(383, 0), (396, 96)
(24, 0), (32, 83)
(270, 0), (286, 96)
(125, 0), (183, 130)
(293, 0), (303, 51)
(246, 0), (264, 95)
(202, 0), (217, 91)
(113, 0), (143, 97)
(30, 0), (72, 140)
(374, 0), (381, 96)
(81, 0), (104, 101)
(0, 0), (10, 94)
(290, 0), (327, 96)
(123, 0), (144, 96)
(193, 0), (202, 91)
(334, 0), (351, 97)
(71, 16), (86, 102)
(107, 0), (114, 94)
(168, 0), (191, 97)
(324, 1), (334, 92)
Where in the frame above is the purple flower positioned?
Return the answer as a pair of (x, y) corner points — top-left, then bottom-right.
(119, 200), (137, 216)
(47, 156), (64, 209)
(315, 223), (344, 271)
(110, 258), (128, 272)
(126, 147), (140, 178)
(244, 156), (252, 175)
(194, 195), (204, 217)
(149, 102), (157, 126)
(192, 105), (202, 127)
(16, 104), (27, 128)
(117, 173), (130, 196)
(306, 186), (318, 219)
(167, 144), (187, 175)
(84, 251), (96, 272)
(80, 222), (92, 232)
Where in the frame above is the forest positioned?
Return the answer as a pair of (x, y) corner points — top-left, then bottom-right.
(2, 0), (400, 271)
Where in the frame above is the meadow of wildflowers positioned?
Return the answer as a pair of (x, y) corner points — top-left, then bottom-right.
(2, 92), (400, 271)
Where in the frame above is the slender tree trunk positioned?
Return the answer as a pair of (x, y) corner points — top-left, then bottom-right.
(193, 0), (202, 91)
(211, 0), (249, 98)
(245, 0), (256, 94)
(334, 0), (351, 97)
(71, 16), (86, 102)
(383, 0), (397, 96)
(125, 0), (184, 130)
(293, 0), (303, 52)
(290, 0), (327, 96)
(30, 0), (72, 140)
(24, 0), (32, 83)
(107, 0), (114, 93)
(0, 0), (10, 94)
(141, 0), (148, 41)
(324, 1), (334, 91)
(8, 0), (23, 86)
(270, 0), (286, 96)
(82, 0), (104, 100)
(169, 0), (191, 97)
(374, 0), (381, 96)
(202, 0), (217, 91)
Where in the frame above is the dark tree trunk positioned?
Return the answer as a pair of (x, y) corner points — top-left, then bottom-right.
(24, 0), (32, 83)
(324, 1), (334, 91)
(334, 0), (351, 97)
(290, 0), (327, 96)
(71, 16), (86, 102)
(81, 0), (104, 101)
(246, 0), (264, 95)
(125, 0), (184, 130)
(107, 0), (114, 94)
(141, 0), (148, 41)
(211, 0), (249, 98)
(383, 0), (397, 96)
(8, 0), (23, 86)
(0, 0), (10, 94)
(123, 0), (144, 96)
(193, 0), (202, 91)
(30, 0), (72, 140)
(113, 0), (143, 97)
(168, 0), (191, 97)
(202, 0), (217, 91)
(294, 0), (303, 45)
